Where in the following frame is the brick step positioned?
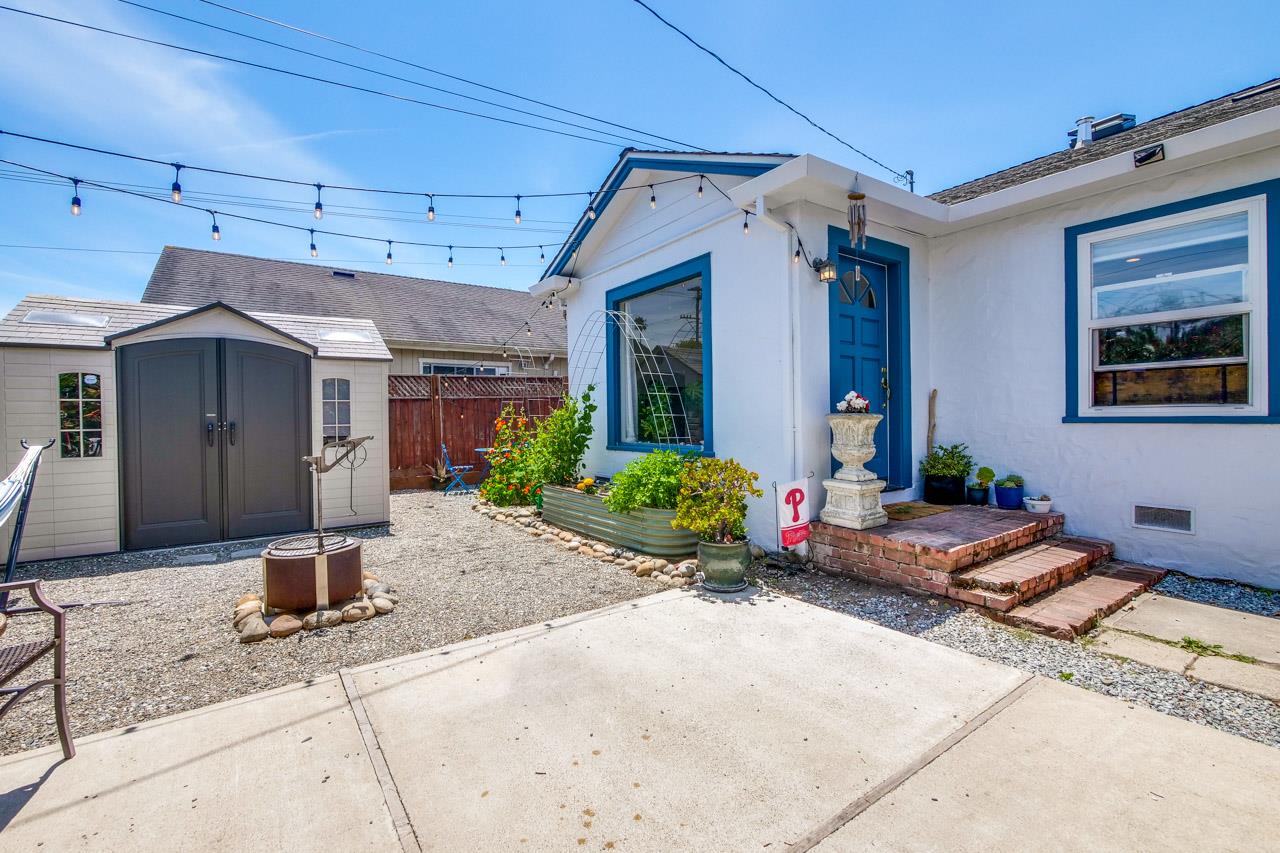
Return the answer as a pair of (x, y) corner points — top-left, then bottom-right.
(993, 561), (1168, 639)
(950, 536), (1114, 610)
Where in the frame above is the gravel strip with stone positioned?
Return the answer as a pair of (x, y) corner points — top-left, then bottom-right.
(0, 490), (653, 756)
(1154, 571), (1280, 617)
(758, 563), (1280, 749)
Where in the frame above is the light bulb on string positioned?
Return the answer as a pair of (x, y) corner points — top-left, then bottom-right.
(697, 175), (704, 199)
(514, 195), (522, 225)
(209, 210), (221, 241)
(447, 246), (453, 269)
(539, 246), (545, 263)
(742, 211), (750, 235)
(313, 183), (324, 220)
(525, 322), (532, 337)
(500, 248), (506, 267)
(69, 178), (81, 216)
(426, 194), (435, 221)
(586, 203), (596, 220)
(309, 229), (318, 258)
(170, 164), (183, 203)
(793, 248), (801, 264)
(649, 186), (656, 209)
(385, 240), (393, 265)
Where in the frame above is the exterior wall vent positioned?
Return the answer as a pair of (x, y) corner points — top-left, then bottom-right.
(1132, 504), (1194, 534)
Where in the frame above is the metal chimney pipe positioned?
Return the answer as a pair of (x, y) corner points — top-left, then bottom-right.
(1073, 116), (1095, 149)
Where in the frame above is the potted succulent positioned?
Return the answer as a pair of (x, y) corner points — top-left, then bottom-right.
(994, 474), (1025, 510)
(919, 443), (973, 505)
(673, 457), (763, 592)
(1023, 494), (1053, 513)
(966, 466), (995, 505)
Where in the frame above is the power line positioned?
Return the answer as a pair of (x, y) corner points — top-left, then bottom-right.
(112, 0), (676, 151)
(195, 0), (703, 152)
(0, 5), (630, 148)
(627, 0), (911, 185)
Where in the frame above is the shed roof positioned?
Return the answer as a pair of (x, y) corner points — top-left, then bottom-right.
(142, 246), (566, 354)
(930, 77), (1280, 204)
(0, 294), (392, 361)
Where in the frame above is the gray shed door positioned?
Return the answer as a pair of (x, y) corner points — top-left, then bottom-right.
(119, 338), (311, 550)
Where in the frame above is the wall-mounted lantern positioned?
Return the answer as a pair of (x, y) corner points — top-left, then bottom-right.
(813, 258), (838, 282)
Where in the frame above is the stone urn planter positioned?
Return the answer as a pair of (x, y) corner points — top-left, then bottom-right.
(820, 413), (888, 530)
(697, 541), (749, 592)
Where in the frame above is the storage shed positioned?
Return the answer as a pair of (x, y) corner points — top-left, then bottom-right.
(0, 294), (392, 560)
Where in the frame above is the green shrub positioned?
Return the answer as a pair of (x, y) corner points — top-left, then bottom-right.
(919, 443), (974, 479)
(527, 385), (597, 487)
(603, 450), (692, 515)
(673, 457), (763, 543)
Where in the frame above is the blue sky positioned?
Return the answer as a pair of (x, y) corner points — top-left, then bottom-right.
(0, 0), (1276, 316)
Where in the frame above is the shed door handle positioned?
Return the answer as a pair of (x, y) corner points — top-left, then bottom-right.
(228, 421), (237, 446)
(207, 422), (215, 447)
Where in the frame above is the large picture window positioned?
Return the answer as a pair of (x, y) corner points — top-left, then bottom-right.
(58, 371), (103, 458)
(1075, 195), (1268, 416)
(607, 255), (711, 452)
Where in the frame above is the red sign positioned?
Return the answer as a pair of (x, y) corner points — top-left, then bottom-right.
(777, 479), (811, 548)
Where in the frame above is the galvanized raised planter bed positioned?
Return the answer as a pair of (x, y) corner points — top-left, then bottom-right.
(540, 484), (697, 559)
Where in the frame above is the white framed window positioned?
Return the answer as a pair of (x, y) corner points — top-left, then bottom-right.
(1076, 195), (1268, 416)
(418, 358), (510, 376)
(321, 377), (351, 443)
(57, 371), (103, 458)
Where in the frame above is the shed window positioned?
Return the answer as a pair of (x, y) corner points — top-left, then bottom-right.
(321, 378), (351, 443)
(58, 372), (102, 458)
(1077, 197), (1267, 414)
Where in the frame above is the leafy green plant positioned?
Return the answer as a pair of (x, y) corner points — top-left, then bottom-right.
(478, 405), (538, 506)
(672, 457), (763, 543)
(603, 450), (692, 514)
(919, 443), (974, 479)
(970, 466), (995, 488)
(528, 385), (597, 487)
(996, 473), (1025, 488)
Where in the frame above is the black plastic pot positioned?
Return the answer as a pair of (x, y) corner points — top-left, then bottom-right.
(966, 485), (990, 506)
(923, 474), (966, 505)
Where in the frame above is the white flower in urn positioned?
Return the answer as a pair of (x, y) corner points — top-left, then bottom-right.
(835, 390), (870, 414)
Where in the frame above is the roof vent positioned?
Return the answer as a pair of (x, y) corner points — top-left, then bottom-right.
(1069, 116), (1095, 149)
(1232, 80), (1280, 102)
(331, 270), (357, 280)
(1132, 504), (1194, 534)
(21, 309), (110, 328)
(1068, 113), (1136, 148)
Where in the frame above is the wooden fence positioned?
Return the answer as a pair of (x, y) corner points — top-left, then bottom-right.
(388, 375), (567, 490)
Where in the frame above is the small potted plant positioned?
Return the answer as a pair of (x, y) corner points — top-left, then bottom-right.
(994, 474), (1025, 510)
(673, 457), (763, 593)
(1023, 494), (1053, 513)
(919, 443), (973, 505)
(967, 466), (994, 505)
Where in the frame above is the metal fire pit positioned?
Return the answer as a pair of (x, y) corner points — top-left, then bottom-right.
(261, 435), (373, 612)
(262, 533), (363, 611)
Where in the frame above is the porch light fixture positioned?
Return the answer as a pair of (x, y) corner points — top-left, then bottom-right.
(170, 164), (183, 203)
(313, 183), (324, 220)
(69, 178), (81, 216)
(813, 258), (837, 282)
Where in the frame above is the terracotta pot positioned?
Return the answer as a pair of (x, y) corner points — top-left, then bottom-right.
(697, 541), (749, 593)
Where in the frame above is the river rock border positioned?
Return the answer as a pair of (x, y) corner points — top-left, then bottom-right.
(230, 570), (400, 643)
(472, 499), (700, 588)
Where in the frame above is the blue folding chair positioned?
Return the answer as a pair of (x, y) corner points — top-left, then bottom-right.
(440, 442), (475, 494)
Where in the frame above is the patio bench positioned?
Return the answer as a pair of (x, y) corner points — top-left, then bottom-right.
(0, 579), (75, 759)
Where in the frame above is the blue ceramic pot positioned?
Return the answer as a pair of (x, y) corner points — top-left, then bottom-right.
(994, 484), (1024, 509)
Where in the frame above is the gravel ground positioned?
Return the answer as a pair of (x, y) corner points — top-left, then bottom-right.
(1155, 571), (1280, 617)
(757, 563), (1280, 749)
(0, 491), (653, 756)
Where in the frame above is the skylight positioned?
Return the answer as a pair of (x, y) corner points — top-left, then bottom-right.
(21, 310), (110, 328)
(318, 328), (374, 343)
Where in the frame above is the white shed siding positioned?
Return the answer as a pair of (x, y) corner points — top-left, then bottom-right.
(311, 359), (390, 530)
(1, 347), (119, 561)
(928, 146), (1280, 587)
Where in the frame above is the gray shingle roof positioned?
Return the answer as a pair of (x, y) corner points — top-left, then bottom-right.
(930, 78), (1280, 205)
(0, 294), (391, 361)
(141, 246), (566, 354)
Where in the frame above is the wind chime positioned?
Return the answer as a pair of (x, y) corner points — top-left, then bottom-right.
(844, 178), (875, 309)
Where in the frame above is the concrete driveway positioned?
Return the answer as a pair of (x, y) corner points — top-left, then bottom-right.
(1, 590), (1275, 851)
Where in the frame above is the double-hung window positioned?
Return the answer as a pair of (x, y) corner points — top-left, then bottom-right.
(1073, 192), (1269, 417)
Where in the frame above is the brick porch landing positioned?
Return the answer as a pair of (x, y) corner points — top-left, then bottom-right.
(809, 505), (1165, 637)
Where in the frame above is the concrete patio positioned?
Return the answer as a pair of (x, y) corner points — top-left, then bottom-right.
(1, 590), (1275, 851)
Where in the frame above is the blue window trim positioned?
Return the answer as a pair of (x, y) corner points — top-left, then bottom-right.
(605, 253), (714, 455)
(544, 156), (782, 279)
(1064, 178), (1280, 424)
(826, 226), (913, 489)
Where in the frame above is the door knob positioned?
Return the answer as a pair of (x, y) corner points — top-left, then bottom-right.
(881, 367), (891, 408)
(228, 421), (237, 446)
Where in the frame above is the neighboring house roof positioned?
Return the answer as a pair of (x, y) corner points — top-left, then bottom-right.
(142, 246), (566, 354)
(0, 294), (392, 360)
(930, 77), (1280, 204)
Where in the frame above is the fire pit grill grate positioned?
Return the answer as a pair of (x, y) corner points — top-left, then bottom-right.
(266, 533), (351, 556)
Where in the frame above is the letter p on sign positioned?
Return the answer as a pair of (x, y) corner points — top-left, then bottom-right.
(776, 478), (811, 548)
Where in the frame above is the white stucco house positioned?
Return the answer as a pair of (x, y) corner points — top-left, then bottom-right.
(533, 77), (1280, 587)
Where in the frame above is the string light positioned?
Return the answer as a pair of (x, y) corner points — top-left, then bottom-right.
(313, 183), (324, 220)
(649, 185), (656, 209)
(793, 247), (800, 264)
(525, 322), (532, 337)
(447, 245), (453, 268)
(742, 210), (750, 235)
(513, 195), (521, 225)
(385, 239), (393, 265)
(209, 210), (221, 240)
(697, 175), (703, 198)
(499, 248), (507, 266)
(170, 163), (182, 203)
(309, 228), (317, 257)
(586, 203), (595, 220)
(426, 194), (435, 221)
(69, 178), (81, 216)
(539, 245), (545, 263)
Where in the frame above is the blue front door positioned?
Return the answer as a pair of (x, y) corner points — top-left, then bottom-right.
(829, 256), (889, 480)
